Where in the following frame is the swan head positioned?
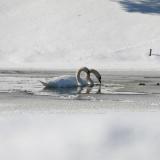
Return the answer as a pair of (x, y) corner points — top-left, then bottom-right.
(89, 69), (101, 84)
(76, 67), (90, 86)
(77, 67), (90, 77)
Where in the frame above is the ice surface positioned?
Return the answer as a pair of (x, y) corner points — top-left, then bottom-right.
(0, 71), (160, 160)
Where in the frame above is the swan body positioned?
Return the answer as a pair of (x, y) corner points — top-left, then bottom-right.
(42, 75), (88, 88)
(40, 67), (102, 89)
(41, 67), (90, 88)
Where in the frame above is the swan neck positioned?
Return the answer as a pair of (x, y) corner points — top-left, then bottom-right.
(76, 70), (82, 85)
(76, 67), (90, 86)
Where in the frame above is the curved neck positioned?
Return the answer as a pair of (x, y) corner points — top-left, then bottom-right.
(76, 69), (82, 86)
(90, 69), (101, 84)
(76, 67), (90, 86)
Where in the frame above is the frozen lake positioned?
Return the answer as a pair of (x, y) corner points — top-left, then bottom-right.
(1, 70), (160, 100)
(0, 70), (160, 160)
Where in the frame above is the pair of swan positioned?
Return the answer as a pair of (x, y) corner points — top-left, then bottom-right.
(40, 67), (101, 88)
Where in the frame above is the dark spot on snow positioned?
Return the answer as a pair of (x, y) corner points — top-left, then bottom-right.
(114, 0), (160, 14)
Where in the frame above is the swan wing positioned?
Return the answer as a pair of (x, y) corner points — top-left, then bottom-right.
(41, 75), (88, 88)
(48, 75), (78, 88)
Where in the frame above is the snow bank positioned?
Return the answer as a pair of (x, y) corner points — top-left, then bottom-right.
(0, 0), (160, 70)
(0, 113), (160, 160)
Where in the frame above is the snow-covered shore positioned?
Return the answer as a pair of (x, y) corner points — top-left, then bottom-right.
(0, 0), (160, 70)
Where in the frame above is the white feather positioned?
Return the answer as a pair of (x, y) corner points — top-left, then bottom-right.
(41, 75), (87, 88)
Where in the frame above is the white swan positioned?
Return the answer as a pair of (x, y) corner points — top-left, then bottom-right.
(40, 67), (92, 88)
(89, 69), (101, 86)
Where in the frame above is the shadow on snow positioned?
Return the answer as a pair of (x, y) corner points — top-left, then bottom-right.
(115, 0), (160, 14)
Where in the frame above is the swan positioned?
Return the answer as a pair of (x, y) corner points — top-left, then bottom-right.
(89, 69), (101, 86)
(40, 67), (93, 88)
